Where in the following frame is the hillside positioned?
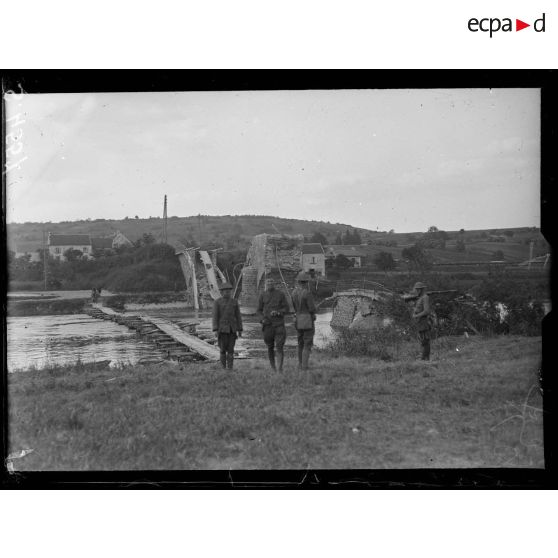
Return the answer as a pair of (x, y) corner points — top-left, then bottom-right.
(7, 215), (378, 253)
(7, 216), (548, 261)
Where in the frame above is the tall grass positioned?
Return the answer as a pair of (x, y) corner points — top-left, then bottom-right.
(325, 326), (413, 361)
(7, 336), (543, 470)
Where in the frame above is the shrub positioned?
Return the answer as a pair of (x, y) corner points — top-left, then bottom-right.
(374, 251), (396, 271)
(325, 326), (410, 361)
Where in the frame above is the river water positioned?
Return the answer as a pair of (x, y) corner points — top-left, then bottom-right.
(6, 314), (169, 372)
(6, 308), (335, 372)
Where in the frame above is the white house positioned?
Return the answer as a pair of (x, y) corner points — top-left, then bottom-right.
(48, 231), (133, 260)
(301, 243), (326, 277)
(48, 234), (93, 260)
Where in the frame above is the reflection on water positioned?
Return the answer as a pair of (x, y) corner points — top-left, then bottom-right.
(7, 314), (166, 372)
(7, 309), (335, 372)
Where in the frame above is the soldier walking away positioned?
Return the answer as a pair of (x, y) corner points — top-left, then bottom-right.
(292, 272), (316, 371)
(256, 278), (289, 372)
(91, 287), (98, 303)
(412, 281), (431, 361)
(212, 281), (243, 370)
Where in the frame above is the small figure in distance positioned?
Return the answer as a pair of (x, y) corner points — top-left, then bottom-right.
(256, 278), (289, 372)
(292, 272), (316, 371)
(212, 281), (243, 370)
(412, 281), (431, 361)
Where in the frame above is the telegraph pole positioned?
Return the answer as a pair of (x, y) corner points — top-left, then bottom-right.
(162, 194), (168, 243)
(42, 227), (48, 291)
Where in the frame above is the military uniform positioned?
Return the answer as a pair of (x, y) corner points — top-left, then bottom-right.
(257, 287), (290, 371)
(212, 296), (243, 369)
(292, 285), (316, 370)
(413, 293), (431, 360)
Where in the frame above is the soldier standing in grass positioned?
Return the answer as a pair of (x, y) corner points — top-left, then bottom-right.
(292, 272), (316, 371)
(256, 278), (290, 372)
(212, 281), (243, 370)
(412, 281), (431, 361)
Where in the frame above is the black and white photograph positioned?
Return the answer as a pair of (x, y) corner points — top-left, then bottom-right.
(3, 79), (550, 476)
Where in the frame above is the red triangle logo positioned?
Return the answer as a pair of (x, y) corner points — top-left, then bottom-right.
(516, 19), (530, 31)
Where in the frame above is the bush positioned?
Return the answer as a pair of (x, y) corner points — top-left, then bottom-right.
(325, 326), (410, 361)
(9, 241), (183, 294)
(506, 301), (545, 336)
(374, 251), (396, 271)
(104, 264), (178, 292)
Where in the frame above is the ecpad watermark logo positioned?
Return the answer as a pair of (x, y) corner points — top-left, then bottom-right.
(468, 13), (546, 37)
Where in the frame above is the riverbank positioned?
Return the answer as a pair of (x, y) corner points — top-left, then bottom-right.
(7, 298), (88, 317)
(6, 290), (186, 316)
(7, 335), (543, 470)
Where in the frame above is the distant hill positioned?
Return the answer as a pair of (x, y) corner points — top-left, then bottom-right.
(6, 216), (548, 264)
(6, 215), (381, 253)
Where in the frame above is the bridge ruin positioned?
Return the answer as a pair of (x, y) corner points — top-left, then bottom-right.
(176, 247), (227, 310)
(238, 233), (305, 314)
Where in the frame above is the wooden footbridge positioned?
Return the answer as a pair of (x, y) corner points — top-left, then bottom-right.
(85, 303), (222, 363)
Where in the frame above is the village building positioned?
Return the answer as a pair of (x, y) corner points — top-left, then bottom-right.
(48, 234), (93, 260)
(112, 230), (133, 248)
(12, 243), (41, 262)
(90, 237), (114, 252)
(301, 243), (326, 277)
(48, 231), (133, 261)
(324, 245), (367, 268)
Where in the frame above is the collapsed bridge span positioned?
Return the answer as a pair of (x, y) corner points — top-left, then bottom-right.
(176, 247), (227, 310)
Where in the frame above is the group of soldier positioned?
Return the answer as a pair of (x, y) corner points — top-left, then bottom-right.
(212, 274), (433, 371)
(212, 271), (316, 371)
(90, 286), (103, 303)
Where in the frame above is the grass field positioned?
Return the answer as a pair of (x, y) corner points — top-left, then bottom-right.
(8, 335), (544, 471)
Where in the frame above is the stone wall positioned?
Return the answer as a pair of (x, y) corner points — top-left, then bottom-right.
(331, 292), (394, 329)
(331, 296), (358, 328)
(239, 266), (259, 313)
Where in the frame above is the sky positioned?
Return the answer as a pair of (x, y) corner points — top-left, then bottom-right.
(4, 88), (540, 233)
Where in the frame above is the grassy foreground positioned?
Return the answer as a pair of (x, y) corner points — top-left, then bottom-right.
(8, 336), (543, 470)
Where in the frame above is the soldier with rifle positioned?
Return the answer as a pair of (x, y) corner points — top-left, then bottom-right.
(256, 278), (290, 372)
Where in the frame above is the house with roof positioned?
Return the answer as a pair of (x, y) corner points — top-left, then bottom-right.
(48, 231), (133, 261)
(90, 236), (114, 252)
(9, 240), (42, 262)
(301, 243), (326, 277)
(48, 234), (93, 260)
(112, 230), (133, 248)
(324, 245), (367, 268)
